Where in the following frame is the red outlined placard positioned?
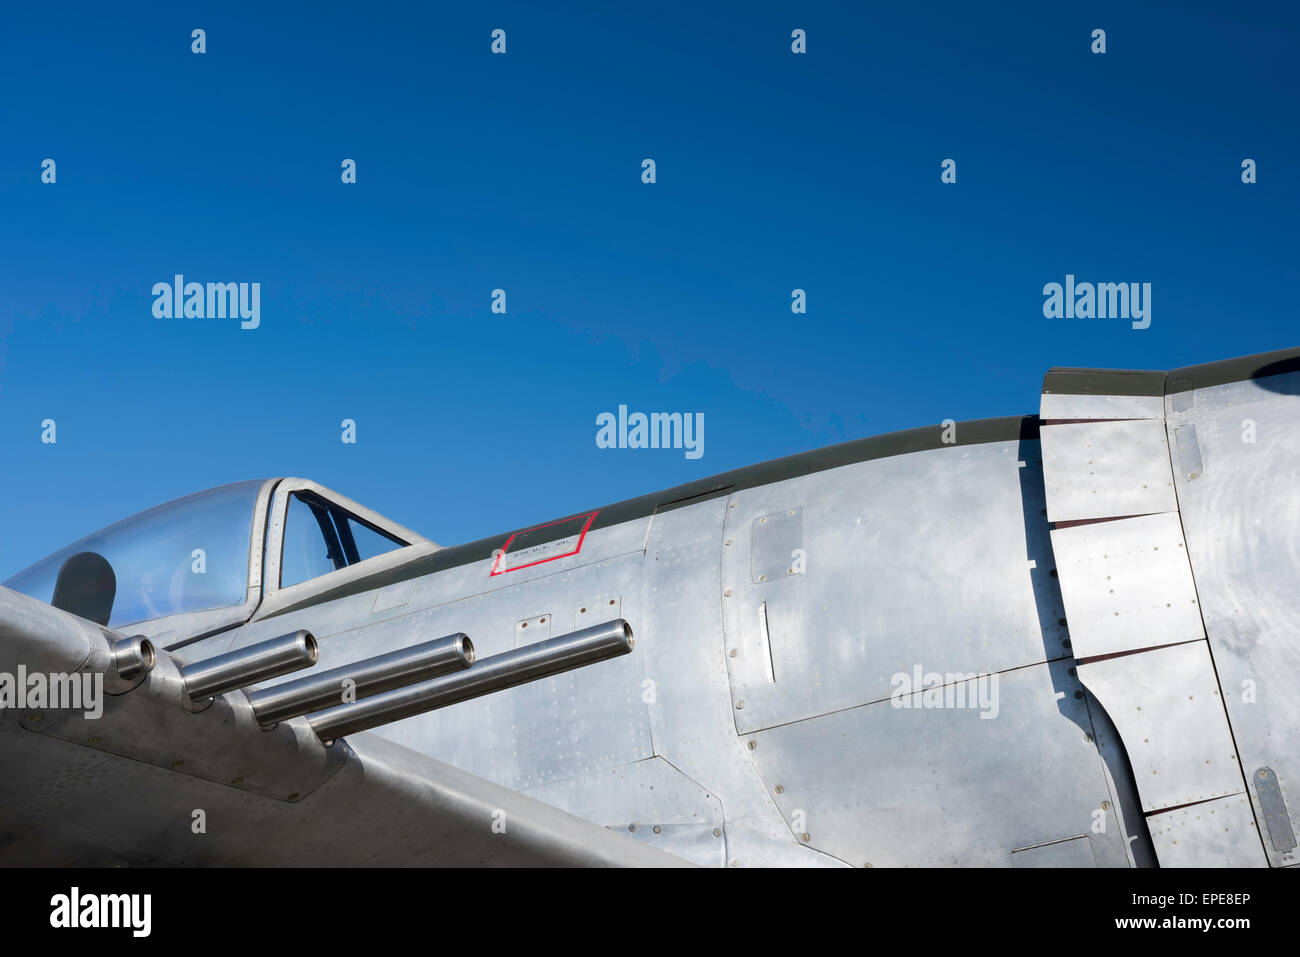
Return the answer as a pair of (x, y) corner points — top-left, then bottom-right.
(489, 510), (599, 576)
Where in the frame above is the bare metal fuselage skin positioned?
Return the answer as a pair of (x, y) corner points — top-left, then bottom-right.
(1, 348), (1297, 867)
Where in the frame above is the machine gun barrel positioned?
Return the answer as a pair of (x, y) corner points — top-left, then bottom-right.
(308, 619), (633, 741)
(180, 629), (318, 700)
(247, 632), (474, 726)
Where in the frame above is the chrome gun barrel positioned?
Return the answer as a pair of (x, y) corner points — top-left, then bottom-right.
(109, 634), (155, 682)
(308, 619), (633, 741)
(180, 629), (318, 700)
(247, 632), (475, 726)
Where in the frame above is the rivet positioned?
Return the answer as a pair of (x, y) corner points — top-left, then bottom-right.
(713, 827), (722, 837)
(628, 823), (637, 832)
(1074, 690), (1084, 699)
(774, 785), (784, 794)
(747, 741), (756, 750)
(729, 649), (738, 658)
(724, 589), (733, 597)
(736, 700), (744, 709)
(653, 825), (662, 834)
(800, 833), (810, 842)
(1101, 800), (1111, 810)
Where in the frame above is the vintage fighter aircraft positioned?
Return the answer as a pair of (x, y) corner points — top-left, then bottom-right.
(1, 346), (1297, 867)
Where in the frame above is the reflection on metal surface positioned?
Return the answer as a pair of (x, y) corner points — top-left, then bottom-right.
(723, 441), (1062, 734)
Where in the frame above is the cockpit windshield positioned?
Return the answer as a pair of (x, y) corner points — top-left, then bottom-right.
(3, 480), (263, 628)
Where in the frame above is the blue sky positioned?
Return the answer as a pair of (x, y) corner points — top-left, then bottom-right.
(1, 1), (1296, 577)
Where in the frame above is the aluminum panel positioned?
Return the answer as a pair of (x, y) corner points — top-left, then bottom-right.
(723, 440), (1067, 734)
(523, 757), (725, 867)
(1146, 793), (1267, 868)
(640, 497), (845, 867)
(1166, 372), (1300, 866)
(1172, 424), (1204, 481)
(1253, 767), (1297, 853)
(750, 508), (803, 584)
(744, 660), (1133, 867)
(1040, 393), (1165, 421)
(1077, 642), (1244, 813)
(1049, 512), (1206, 660)
(1039, 419), (1177, 523)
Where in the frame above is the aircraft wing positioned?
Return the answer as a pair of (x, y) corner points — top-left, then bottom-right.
(0, 587), (688, 867)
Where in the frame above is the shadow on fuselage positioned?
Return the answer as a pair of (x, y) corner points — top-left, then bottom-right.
(1015, 428), (1156, 867)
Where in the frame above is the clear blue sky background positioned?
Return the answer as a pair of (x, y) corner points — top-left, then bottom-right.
(1, 1), (1296, 578)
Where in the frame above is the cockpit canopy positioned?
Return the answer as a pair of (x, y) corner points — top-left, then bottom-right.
(5, 481), (262, 627)
(3, 479), (429, 633)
